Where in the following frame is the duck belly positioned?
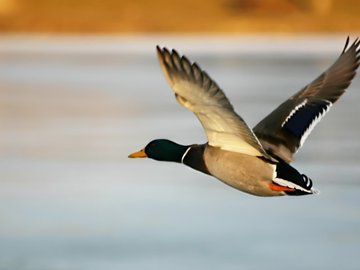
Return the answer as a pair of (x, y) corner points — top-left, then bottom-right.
(204, 147), (283, 196)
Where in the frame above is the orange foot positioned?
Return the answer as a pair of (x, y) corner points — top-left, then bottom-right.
(269, 183), (295, 192)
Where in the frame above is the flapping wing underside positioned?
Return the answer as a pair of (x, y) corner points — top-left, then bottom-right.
(253, 37), (360, 163)
(156, 46), (271, 158)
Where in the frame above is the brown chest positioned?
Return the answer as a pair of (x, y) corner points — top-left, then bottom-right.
(203, 146), (281, 196)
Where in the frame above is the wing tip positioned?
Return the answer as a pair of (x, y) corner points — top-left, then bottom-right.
(156, 45), (204, 86)
(156, 45), (168, 63)
(156, 45), (187, 70)
(342, 36), (350, 54)
(342, 36), (360, 55)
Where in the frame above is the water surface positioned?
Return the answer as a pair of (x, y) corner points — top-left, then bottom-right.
(0, 35), (359, 270)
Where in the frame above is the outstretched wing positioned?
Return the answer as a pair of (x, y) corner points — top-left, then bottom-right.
(157, 46), (271, 159)
(253, 37), (360, 163)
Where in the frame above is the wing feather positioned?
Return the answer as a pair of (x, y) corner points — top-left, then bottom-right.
(157, 46), (271, 159)
(254, 37), (360, 162)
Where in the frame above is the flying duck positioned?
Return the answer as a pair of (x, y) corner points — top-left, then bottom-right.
(129, 37), (360, 197)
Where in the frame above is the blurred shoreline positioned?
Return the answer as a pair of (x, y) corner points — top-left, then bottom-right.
(0, 33), (359, 56)
(0, 0), (360, 33)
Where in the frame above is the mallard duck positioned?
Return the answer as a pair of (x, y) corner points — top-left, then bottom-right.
(129, 37), (360, 197)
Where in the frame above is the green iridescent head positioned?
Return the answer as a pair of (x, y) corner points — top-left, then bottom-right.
(129, 139), (188, 162)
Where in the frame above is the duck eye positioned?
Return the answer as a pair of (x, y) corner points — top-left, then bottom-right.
(148, 142), (158, 149)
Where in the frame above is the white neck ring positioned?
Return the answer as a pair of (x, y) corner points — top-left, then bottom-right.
(181, 146), (192, 164)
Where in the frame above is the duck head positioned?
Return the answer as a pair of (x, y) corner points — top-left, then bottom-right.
(128, 139), (189, 162)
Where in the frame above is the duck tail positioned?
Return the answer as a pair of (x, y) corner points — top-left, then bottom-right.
(273, 160), (319, 196)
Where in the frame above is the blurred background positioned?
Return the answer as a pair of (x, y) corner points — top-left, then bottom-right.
(1, 1), (360, 270)
(0, 0), (360, 32)
(0, 0), (360, 33)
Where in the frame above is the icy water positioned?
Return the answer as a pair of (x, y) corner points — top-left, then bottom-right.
(0, 35), (360, 270)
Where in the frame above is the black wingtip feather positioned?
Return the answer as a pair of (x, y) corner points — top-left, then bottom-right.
(159, 47), (171, 64)
(180, 55), (193, 76)
(342, 36), (350, 54)
(342, 37), (360, 55)
(170, 49), (182, 71)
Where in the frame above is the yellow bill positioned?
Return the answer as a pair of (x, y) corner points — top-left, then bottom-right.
(128, 148), (147, 158)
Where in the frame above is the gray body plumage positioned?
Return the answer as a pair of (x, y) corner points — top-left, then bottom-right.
(204, 146), (280, 196)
